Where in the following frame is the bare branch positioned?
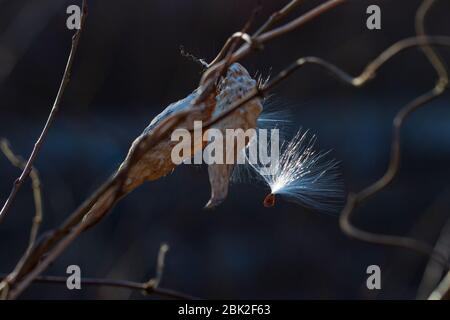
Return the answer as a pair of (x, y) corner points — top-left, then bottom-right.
(203, 0), (346, 83)
(428, 272), (450, 300)
(145, 243), (170, 289)
(418, 218), (450, 299)
(0, 139), (43, 249)
(0, 274), (199, 300)
(208, 4), (261, 68)
(0, 0), (88, 224)
(253, 0), (305, 37)
(203, 36), (450, 132)
(1, 243), (198, 300)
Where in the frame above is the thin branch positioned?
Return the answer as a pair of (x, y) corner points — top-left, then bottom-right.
(1, 243), (198, 300)
(253, 0), (305, 37)
(207, 32), (259, 68)
(7, 0), (450, 299)
(203, 36), (450, 131)
(207, 4), (262, 67)
(415, 0), (448, 88)
(0, 0), (88, 224)
(203, 0), (346, 84)
(146, 243), (170, 289)
(179, 45), (208, 69)
(418, 218), (450, 299)
(428, 272), (450, 300)
(0, 274), (198, 300)
(211, 0), (306, 68)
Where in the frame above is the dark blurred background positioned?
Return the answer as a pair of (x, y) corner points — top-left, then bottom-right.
(1, 0), (450, 299)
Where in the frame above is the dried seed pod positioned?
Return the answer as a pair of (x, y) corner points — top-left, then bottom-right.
(120, 88), (216, 194)
(120, 63), (262, 209)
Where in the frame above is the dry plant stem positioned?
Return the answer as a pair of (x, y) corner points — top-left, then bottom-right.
(11, 275), (199, 300)
(429, 273), (450, 300)
(203, 0), (346, 83)
(256, 0), (345, 43)
(1, 243), (197, 301)
(0, 140), (42, 249)
(253, 0), (305, 37)
(207, 32), (256, 68)
(210, 0), (305, 65)
(150, 243), (170, 288)
(419, 218), (450, 299)
(339, 0), (450, 273)
(201, 5), (261, 100)
(5, 113), (189, 299)
(0, 0), (87, 225)
(207, 5), (262, 68)
(429, 259), (450, 299)
(0, 139), (44, 299)
(206, 37), (450, 130)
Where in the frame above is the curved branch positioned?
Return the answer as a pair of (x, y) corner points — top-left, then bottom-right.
(339, 0), (450, 272)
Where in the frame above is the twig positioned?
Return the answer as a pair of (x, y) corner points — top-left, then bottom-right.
(22, 275), (199, 300)
(0, 274), (198, 300)
(418, 218), (450, 299)
(0, 0), (88, 224)
(253, 0), (305, 36)
(146, 243), (170, 289)
(428, 272), (450, 300)
(204, 36), (450, 131)
(1, 243), (198, 300)
(203, 0), (346, 83)
(207, 4), (262, 68)
(0, 138), (44, 301)
(0, 139), (43, 249)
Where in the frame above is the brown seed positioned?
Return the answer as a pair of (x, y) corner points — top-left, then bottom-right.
(263, 193), (276, 207)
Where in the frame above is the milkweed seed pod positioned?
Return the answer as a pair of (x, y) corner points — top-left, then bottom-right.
(120, 63), (262, 208)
